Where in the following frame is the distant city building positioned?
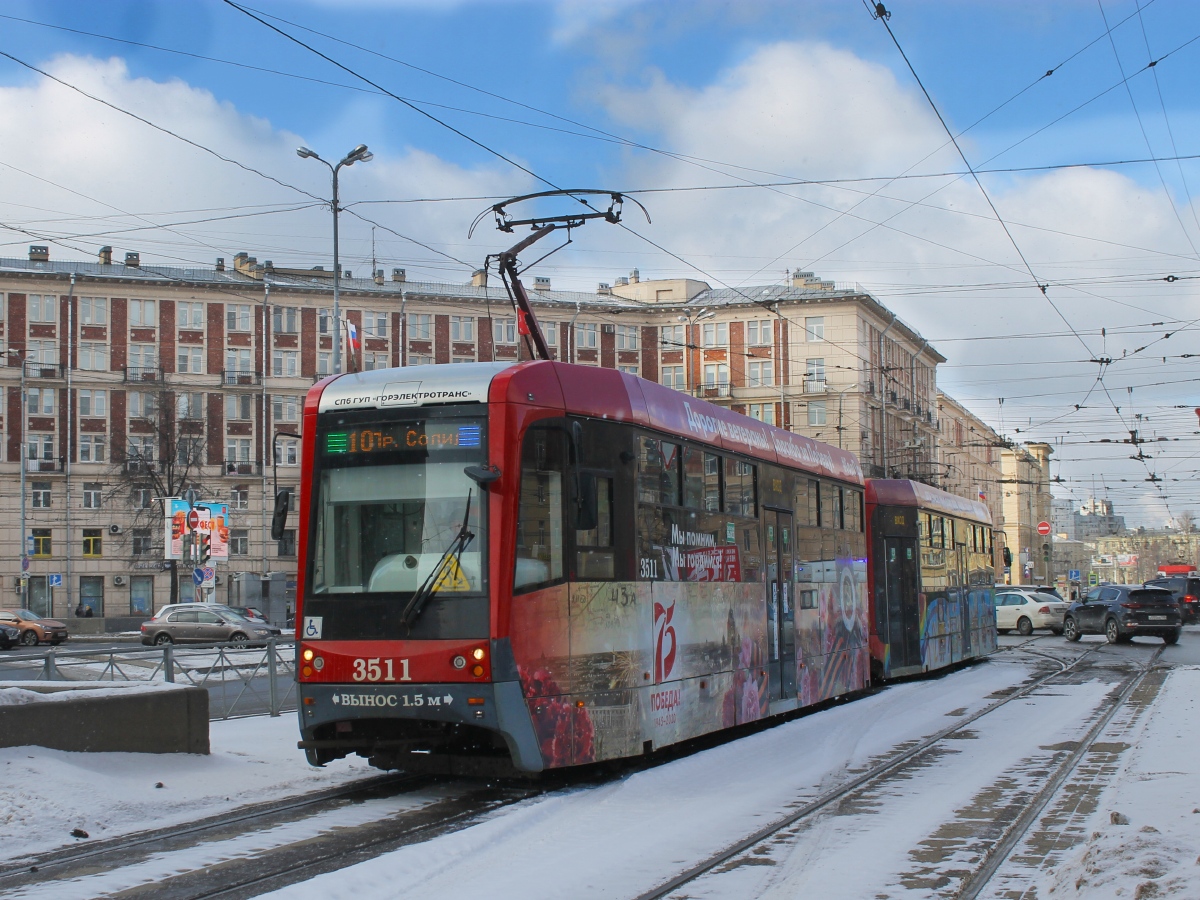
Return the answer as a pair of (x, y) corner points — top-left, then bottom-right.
(1052, 496), (1126, 542)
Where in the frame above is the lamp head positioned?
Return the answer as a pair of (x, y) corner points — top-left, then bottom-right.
(296, 147), (317, 159)
(344, 144), (372, 166)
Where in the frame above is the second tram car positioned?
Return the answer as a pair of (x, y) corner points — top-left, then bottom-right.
(865, 479), (997, 681)
(293, 360), (997, 774)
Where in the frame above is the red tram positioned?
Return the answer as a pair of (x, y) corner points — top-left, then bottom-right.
(294, 360), (995, 773)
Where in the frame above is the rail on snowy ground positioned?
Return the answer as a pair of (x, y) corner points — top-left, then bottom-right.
(0, 638), (297, 720)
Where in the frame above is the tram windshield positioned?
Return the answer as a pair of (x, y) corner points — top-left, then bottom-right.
(309, 417), (486, 598)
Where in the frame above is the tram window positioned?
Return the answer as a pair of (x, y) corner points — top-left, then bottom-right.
(931, 516), (944, 548)
(576, 475), (614, 580)
(703, 453), (722, 512)
(724, 459), (756, 517)
(807, 479), (819, 526)
(514, 428), (566, 592)
(820, 482), (841, 530)
(638, 437), (680, 506)
(682, 447), (706, 510)
(919, 514), (928, 544)
(844, 489), (862, 531)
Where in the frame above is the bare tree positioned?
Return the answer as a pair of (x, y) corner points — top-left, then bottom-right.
(106, 387), (212, 604)
(1177, 510), (1196, 534)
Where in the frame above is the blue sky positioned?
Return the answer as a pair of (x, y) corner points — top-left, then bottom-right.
(3, 0), (1200, 524)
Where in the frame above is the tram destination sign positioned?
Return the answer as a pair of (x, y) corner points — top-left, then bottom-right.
(322, 419), (483, 456)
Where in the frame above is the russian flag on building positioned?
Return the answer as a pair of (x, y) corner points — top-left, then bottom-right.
(346, 321), (361, 372)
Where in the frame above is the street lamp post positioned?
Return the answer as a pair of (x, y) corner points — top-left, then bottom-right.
(7, 349), (26, 607)
(297, 144), (373, 376)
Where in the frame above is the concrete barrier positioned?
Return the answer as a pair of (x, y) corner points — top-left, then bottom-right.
(65, 616), (146, 636)
(0, 681), (209, 754)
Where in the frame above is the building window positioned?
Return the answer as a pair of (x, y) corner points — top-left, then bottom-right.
(130, 575), (154, 615)
(28, 294), (56, 323)
(79, 434), (106, 463)
(231, 529), (249, 556)
(273, 350), (298, 377)
(660, 324), (684, 348)
(409, 354), (433, 366)
(618, 364), (639, 375)
(31, 481), (51, 508)
(226, 394), (252, 421)
(362, 310), (387, 338)
(317, 352), (331, 376)
(31, 529), (52, 557)
(451, 355), (475, 365)
(703, 364), (729, 387)
(128, 344), (155, 371)
(225, 348), (252, 376)
(450, 316), (474, 342)
(805, 316), (825, 342)
(132, 528), (153, 555)
(177, 301), (204, 329)
(177, 437), (204, 466)
(747, 320), (772, 346)
(748, 403), (776, 425)
(494, 318), (516, 345)
(702, 321), (728, 348)
(747, 360), (773, 387)
(661, 366), (685, 391)
(78, 389), (107, 417)
(128, 435), (155, 465)
(79, 342), (109, 371)
(132, 487), (153, 510)
(542, 322), (557, 346)
(272, 306), (299, 334)
(364, 352), (389, 371)
(275, 438), (298, 466)
(177, 346), (203, 373)
(226, 438), (252, 464)
(808, 400), (827, 426)
(28, 339), (56, 366)
(230, 486), (250, 509)
(408, 313), (431, 341)
(79, 575), (104, 616)
(26, 386), (54, 415)
(574, 322), (598, 349)
(82, 528), (103, 557)
(805, 358), (826, 383)
(277, 529), (296, 557)
(318, 308), (331, 335)
(28, 434), (54, 461)
(616, 324), (639, 351)
(129, 391), (157, 419)
(82, 482), (102, 509)
(272, 395), (299, 421)
(129, 299), (156, 328)
(227, 304), (251, 332)
(80, 297), (108, 325)
(176, 392), (204, 420)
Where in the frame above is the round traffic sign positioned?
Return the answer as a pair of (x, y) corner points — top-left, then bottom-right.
(1037, 521), (1051, 536)
(187, 509), (201, 531)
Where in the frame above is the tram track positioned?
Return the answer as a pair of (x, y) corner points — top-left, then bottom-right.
(632, 642), (1107, 900)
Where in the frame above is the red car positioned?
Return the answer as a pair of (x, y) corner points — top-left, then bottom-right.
(0, 609), (69, 646)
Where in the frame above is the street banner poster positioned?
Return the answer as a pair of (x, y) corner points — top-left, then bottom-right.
(165, 499), (231, 560)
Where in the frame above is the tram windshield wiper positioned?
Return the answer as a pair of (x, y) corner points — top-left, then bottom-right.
(399, 489), (474, 630)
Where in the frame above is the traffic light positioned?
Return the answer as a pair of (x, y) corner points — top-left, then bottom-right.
(198, 530), (211, 566)
(1042, 542), (1050, 563)
(1002, 546), (1012, 567)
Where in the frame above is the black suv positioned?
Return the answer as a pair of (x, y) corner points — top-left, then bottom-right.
(1063, 584), (1182, 644)
(1143, 576), (1200, 624)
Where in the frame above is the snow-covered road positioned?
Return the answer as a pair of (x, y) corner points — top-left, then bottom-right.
(2, 635), (1196, 899)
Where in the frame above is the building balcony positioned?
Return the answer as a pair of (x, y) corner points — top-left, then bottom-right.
(25, 457), (63, 473)
(694, 384), (731, 400)
(222, 369), (263, 386)
(124, 366), (163, 383)
(222, 459), (263, 476)
(802, 378), (828, 394)
(23, 362), (64, 379)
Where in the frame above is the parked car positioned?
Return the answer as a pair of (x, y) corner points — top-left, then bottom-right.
(0, 609), (69, 646)
(140, 603), (282, 647)
(227, 606), (268, 624)
(1143, 575), (1200, 625)
(1063, 585), (1182, 644)
(0, 622), (19, 650)
(994, 590), (1069, 635)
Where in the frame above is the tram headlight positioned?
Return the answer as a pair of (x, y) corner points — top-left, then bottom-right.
(452, 655), (467, 669)
(472, 647), (485, 661)
(302, 649), (314, 661)
(472, 664), (484, 677)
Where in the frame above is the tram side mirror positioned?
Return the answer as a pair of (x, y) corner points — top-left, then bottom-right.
(569, 421), (583, 464)
(576, 472), (598, 532)
(270, 488), (291, 541)
(464, 465), (501, 485)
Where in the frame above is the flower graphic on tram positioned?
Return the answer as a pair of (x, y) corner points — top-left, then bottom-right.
(519, 666), (596, 767)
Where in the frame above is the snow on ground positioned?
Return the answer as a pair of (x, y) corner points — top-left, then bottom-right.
(1034, 667), (1200, 899)
(0, 713), (374, 860)
(259, 658), (1041, 900)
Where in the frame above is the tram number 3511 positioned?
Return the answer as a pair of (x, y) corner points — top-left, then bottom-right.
(351, 658), (412, 682)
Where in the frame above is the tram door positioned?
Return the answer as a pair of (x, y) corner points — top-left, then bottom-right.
(883, 537), (920, 671)
(955, 539), (972, 657)
(765, 509), (796, 700)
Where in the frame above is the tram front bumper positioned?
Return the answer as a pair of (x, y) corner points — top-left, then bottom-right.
(297, 679), (543, 772)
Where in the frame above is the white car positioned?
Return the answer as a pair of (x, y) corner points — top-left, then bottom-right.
(994, 590), (1069, 635)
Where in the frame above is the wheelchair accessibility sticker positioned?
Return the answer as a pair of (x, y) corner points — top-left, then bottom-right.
(303, 616), (323, 639)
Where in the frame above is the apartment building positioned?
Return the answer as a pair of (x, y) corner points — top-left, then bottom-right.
(935, 391), (1006, 570)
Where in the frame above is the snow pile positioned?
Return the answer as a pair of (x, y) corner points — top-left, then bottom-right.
(0, 688), (45, 706)
(1040, 668), (1200, 899)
